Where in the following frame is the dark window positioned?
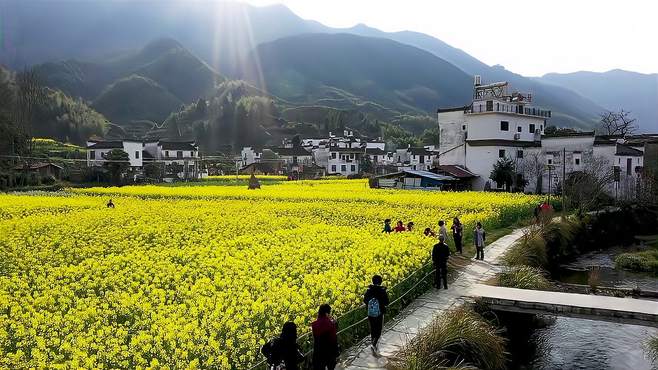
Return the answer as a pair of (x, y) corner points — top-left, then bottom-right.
(517, 126), (522, 133)
(177, 151), (183, 159)
(540, 125), (543, 131)
(548, 158), (553, 165)
(627, 158), (632, 176)
(165, 151), (169, 158)
(500, 121), (509, 131)
(499, 149), (506, 158)
(575, 158), (580, 165)
(420, 155), (424, 163)
(517, 150), (523, 158)
(496, 103), (500, 111)
(486, 100), (493, 111)
(135, 151), (140, 159)
(89, 150), (95, 159)
(341, 165), (346, 172)
(331, 165), (336, 172)
(351, 165), (356, 172)
(462, 125), (466, 130)
(331, 152), (337, 159)
(529, 124), (536, 133)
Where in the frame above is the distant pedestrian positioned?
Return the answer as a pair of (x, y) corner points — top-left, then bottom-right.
(474, 222), (486, 260)
(312, 304), (339, 370)
(383, 219), (392, 234)
(451, 217), (463, 255)
(438, 220), (448, 241)
(393, 220), (406, 233)
(423, 228), (436, 237)
(432, 235), (450, 289)
(106, 199), (115, 208)
(406, 221), (414, 232)
(364, 275), (389, 355)
(261, 321), (304, 370)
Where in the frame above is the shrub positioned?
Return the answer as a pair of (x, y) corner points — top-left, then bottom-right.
(615, 253), (655, 272)
(498, 266), (552, 290)
(390, 307), (507, 370)
(503, 227), (547, 268)
(647, 336), (658, 366)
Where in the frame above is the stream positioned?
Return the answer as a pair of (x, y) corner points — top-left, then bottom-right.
(507, 247), (658, 370)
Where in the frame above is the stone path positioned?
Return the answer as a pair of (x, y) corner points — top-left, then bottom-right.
(338, 226), (529, 369)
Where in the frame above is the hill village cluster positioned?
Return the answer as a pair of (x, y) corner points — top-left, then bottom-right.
(87, 77), (657, 198)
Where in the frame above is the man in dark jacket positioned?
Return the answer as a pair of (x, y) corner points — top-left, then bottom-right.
(312, 304), (338, 370)
(364, 275), (390, 354)
(432, 235), (451, 289)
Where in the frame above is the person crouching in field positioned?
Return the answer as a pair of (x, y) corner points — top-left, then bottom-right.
(383, 219), (392, 233)
(106, 199), (115, 208)
(261, 321), (304, 370)
(432, 235), (450, 289)
(312, 304), (339, 370)
(364, 275), (389, 355)
(423, 227), (436, 237)
(451, 217), (463, 255)
(393, 220), (406, 233)
(474, 222), (486, 260)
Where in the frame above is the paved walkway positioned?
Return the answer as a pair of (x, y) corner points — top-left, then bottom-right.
(338, 226), (529, 369)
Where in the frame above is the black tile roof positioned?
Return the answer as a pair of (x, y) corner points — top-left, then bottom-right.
(616, 144), (644, 157)
(466, 139), (541, 148)
(272, 147), (312, 156)
(87, 141), (124, 149)
(160, 141), (197, 150)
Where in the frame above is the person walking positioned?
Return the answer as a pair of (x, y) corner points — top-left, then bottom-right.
(364, 275), (389, 355)
(382, 219), (392, 233)
(438, 220), (448, 241)
(451, 217), (463, 255)
(261, 321), (304, 370)
(432, 235), (450, 289)
(474, 222), (486, 260)
(312, 304), (339, 370)
(393, 220), (406, 233)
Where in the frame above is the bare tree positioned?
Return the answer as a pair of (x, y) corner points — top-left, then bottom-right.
(563, 155), (615, 213)
(518, 151), (546, 194)
(12, 69), (45, 154)
(599, 109), (637, 136)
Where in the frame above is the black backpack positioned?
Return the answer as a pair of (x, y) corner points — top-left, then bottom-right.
(261, 337), (282, 366)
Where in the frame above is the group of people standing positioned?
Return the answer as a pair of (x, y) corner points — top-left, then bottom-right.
(262, 218), (488, 369)
(262, 275), (390, 369)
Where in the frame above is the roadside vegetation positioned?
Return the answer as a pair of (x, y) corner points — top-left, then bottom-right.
(390, 307), (506, 370)
(498, 266), (551, 290)
(615, 238), (658, 273)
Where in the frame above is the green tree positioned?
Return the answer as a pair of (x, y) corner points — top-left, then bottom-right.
(103, 149), (130, 184)
(490, 157), (515, 191)
(360, 155), (374, 174)
(421, 126), (440, 146)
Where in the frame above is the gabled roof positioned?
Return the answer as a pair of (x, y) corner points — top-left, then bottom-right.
(437, 106), (469, 113)
(365, 148), (386, 155)
(408, 147), (432, 155)
(87, 141), (124, 149)
(616, 143), (644, 157)
(160, 141), (197, 151)
(374, 170), (457, 182)
(13, 162), (63, 170)
(542, 131), (595, 138)
(272, 147), (312, 156)
(434, 165), (477, 179)
(466, 139), (541, 148)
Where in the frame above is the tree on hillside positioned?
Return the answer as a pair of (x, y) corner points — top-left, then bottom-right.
(599, 109), (637, 136)
(103, 149), (130, 184)
(421, 126), (440, 146)
(490, 157), (515, 191)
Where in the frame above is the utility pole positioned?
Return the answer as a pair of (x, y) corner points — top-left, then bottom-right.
(562, 147), (566, 214)
(547, 164), (552, 205)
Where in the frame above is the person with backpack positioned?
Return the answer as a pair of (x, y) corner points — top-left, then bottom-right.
(311, 304), (339, 370)
(474, 222), (486, 260)
(364, 275), (390, 355)
(261, 321), (304, 370)
(432, 235), (451, 289)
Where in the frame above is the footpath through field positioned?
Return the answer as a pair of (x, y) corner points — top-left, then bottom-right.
(338, 226), (529, 369)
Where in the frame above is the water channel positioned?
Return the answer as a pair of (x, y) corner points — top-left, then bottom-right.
(506, 247), (658, 370)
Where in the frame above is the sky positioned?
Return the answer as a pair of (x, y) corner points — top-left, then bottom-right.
(243, 0), (658, 77)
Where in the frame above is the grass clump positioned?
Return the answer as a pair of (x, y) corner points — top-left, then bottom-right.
(615, 252), (658, 273)
(646, 336), (658, 366)
(498, 266), (552, 290)
(390, 307), (506, 370)
(502, 227), (548, 268)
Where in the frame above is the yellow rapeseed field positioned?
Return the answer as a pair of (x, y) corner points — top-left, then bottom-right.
(0, 180), (540, 369)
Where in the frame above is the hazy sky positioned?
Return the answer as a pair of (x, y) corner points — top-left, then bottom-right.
(243, 0), (657, 76)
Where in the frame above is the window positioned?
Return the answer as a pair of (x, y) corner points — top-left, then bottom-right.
(89, 150), (95, 159)
(517, 126), (522, 133)
(177, 151), (183, 159)
(517, 150), (523, 158)
(331, 152), (337, 159)
(627, 158), (632, 176)
(331, 165), (336, 172)
(529, 124), (536, 133)
(499, 149), (506, 158)
(462, 125), (466, 130)
(351, 165), (356, 172)
(548, 159), (553, 165)
(575, 158), (580, 165)
(135, 151), (140, 159)
(540, 125), (543, 132)
(486, 100), (493, 111)
(496, 103), (499, 111)
(341, 165), (346, 172)
(500, 121), (509, 131)
(165, 151), (169, 158)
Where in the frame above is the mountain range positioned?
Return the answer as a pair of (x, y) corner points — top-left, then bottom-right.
(1, 0), (655, 140)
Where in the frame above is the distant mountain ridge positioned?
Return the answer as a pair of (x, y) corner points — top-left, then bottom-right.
(4, 0), (640, 131)
(538, 69), (658, 132)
